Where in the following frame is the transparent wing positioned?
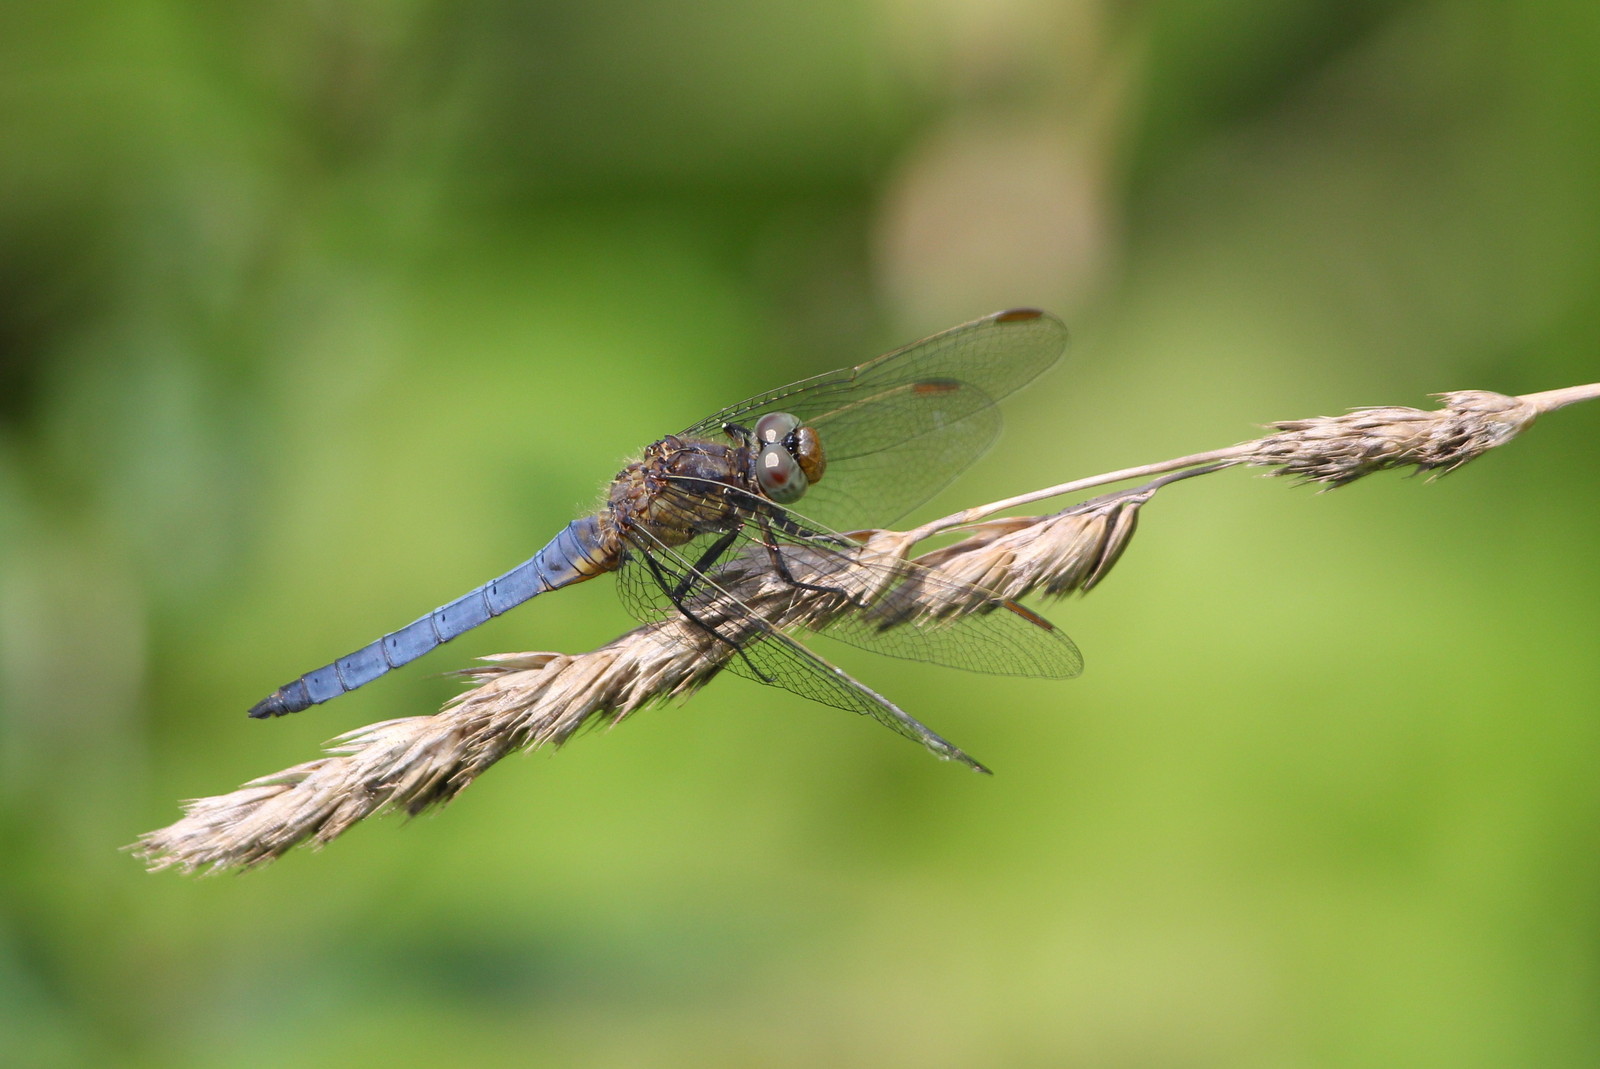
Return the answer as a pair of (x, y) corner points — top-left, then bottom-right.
(614, 530), (989, 770)
(678, 309), (1067, 529)
(713, 522), (1084, 679)
(617, 479), (1082, 680)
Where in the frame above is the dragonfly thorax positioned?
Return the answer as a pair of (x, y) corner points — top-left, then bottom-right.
(607, 435), (751, 549)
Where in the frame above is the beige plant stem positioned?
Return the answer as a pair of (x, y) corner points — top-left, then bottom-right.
(134, 383), (1598, 873)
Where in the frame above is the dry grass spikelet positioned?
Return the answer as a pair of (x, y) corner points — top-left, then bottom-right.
(1253, 390), (1540, 487)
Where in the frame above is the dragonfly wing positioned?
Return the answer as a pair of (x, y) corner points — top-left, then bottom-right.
(681, 309), (1066, 440)
(615, 527), (989, 770)
(678, 309), (1067, 528)
(620, 480), (1082, 678)
(692, 512), (1084, 679)
(789, 387), (1001, 532)
(718, 615), (991, 772)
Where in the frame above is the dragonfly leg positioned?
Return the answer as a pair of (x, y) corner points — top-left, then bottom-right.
(672, 527), (741, 602)
(758, 515), (854, 603)
(638, 542), (775, 685)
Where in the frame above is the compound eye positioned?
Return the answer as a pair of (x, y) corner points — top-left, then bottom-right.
(792, 425), (826, 484)
(756, 443), (808, 503)
(754, 412), (801, 445)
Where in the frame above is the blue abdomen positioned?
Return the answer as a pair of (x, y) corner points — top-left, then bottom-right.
(247, 515), (612, 718)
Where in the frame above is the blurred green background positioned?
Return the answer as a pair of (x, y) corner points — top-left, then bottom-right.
(3, 1), (1599, 1066)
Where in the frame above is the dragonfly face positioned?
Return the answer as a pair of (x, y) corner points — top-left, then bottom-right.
(749, 411), (825, 504)
(249, 308), (1080, 770)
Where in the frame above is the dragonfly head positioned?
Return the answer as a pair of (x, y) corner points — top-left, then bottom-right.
(753, 411), (827, 504)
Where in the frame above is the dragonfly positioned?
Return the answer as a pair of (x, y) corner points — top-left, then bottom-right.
(248, 308), (1082, 769)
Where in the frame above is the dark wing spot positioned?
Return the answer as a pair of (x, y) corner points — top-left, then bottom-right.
(994, 308), (1044, 323)
(1002, 600), (1054, 630)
